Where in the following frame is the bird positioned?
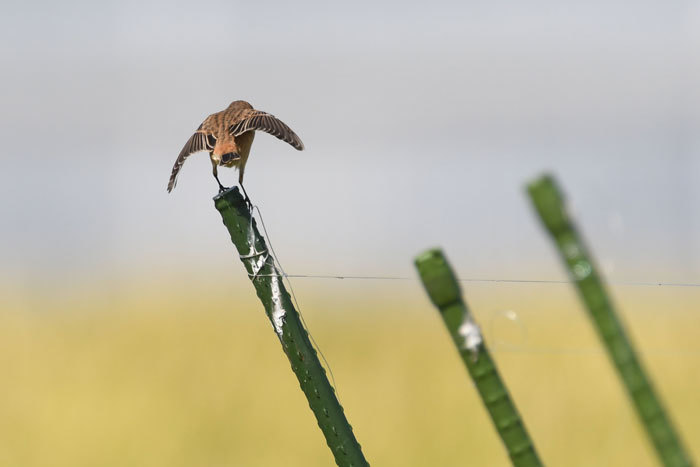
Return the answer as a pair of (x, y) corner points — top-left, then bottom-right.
(167, 100), (304, 201)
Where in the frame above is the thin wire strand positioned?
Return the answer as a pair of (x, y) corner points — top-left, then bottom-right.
(249, 273), (700, 288)
(489, 346), (700, 356)
(252, 205), (339, 393)
(243, 216), (699, 357)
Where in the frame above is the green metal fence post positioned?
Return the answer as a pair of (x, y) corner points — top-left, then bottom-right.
(214, 187), (369, 467)
(527, 174), (691, 467)
(415, 249), (543, 467)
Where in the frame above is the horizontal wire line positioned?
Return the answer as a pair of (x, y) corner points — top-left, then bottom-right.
(281, 274), (700, 288)
(490, 347), (700, 356)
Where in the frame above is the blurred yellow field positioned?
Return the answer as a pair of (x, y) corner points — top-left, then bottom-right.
(1, 281), (698, 466)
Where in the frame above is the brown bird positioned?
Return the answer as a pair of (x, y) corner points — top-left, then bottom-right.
(167, 100), (304, 200)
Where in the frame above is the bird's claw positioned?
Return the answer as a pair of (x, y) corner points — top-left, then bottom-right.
(244, 195), (253, 211)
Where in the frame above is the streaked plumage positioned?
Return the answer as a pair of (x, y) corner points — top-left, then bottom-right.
(167, 100), (304, 193)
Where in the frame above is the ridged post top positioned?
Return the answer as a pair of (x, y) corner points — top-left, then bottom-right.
(414, 248), (461, 309)
(526, 174), (571, 236)
(213, 186), (246, 209)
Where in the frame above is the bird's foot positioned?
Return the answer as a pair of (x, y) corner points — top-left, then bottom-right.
(239, 185), (254, 211)
(243, 193), (254, 211)
(218, 184), (229, 193)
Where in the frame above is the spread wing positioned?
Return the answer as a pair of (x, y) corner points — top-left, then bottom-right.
(167, 127), (216, 192)
(229, 110), (304, 151)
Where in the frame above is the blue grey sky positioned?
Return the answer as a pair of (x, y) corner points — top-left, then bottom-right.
(1, 0), (699, 291)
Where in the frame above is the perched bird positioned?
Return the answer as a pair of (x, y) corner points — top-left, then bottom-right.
(167, 100), (304, 199)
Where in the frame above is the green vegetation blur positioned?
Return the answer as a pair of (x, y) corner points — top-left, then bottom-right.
(1, 281), (698, 466)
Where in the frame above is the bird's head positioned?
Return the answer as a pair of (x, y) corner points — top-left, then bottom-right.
(221, 152), (240, 165)
(227, 100), (253, 111)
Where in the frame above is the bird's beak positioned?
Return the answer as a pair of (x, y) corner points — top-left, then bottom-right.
(221, 153), (240, 163)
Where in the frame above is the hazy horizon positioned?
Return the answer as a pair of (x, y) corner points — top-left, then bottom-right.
(2, 0), (699, 292)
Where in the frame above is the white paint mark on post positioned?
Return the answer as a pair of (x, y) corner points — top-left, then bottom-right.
(458, 317), (483, 359)
(270, 272), (287, 337)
